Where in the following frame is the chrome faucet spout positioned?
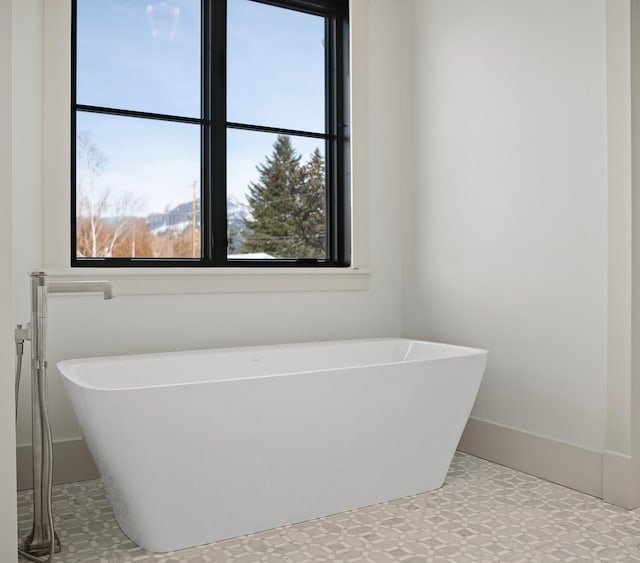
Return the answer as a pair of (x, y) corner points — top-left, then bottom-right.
(46, 281), (114, 300)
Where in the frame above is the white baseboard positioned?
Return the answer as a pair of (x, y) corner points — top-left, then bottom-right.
(16, 438), (98, 491)
(458, 417), (603, 500)
(602, 449), (640, 509)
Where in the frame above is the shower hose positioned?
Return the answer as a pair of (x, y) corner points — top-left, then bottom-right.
(15, 329), (57, 563)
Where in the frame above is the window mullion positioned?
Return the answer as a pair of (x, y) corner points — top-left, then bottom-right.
(202, 0), (213, 263)
(211, 0), (228, 265)
(328, 1), (349, 267)
(336, 2), (350, 266)
(324, 15), (334, 264)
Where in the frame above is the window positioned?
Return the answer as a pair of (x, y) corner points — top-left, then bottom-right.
(72, 0), (349, 268)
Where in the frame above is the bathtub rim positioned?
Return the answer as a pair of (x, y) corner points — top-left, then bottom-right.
(57, 337), (488, 392)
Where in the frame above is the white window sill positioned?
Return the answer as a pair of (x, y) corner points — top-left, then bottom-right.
(44, 267), (371, 296)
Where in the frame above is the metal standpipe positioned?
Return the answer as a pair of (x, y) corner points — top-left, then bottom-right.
(16, 271), (113, 562)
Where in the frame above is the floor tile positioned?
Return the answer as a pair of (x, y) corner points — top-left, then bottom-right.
(16, 453), (640, 562)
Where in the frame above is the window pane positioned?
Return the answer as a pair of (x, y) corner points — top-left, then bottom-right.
(76, 0), (200, 118)
(227, 0), (326, 133)
(76, 112), (201, 259)
(227, 129), (327, 260)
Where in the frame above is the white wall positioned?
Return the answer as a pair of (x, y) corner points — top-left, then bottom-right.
(404, 0), (609, 451)
(12, 0), (408, 465)
(13, 0), (50, 461)
(1, 0), (17, 559)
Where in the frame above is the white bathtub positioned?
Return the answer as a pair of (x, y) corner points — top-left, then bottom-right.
(58, 338), (486, 553)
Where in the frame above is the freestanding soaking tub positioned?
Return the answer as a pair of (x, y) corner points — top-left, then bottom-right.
(58, 338), (487, 553)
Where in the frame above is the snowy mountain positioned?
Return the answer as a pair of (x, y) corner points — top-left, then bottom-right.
(145, 197), (250, 240)
(147, 200), (201, 235)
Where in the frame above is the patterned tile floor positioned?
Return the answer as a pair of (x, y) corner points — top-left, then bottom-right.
(16, 452), (640, 562)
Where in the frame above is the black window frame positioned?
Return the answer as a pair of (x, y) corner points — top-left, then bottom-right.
(71, 0), (350, 268)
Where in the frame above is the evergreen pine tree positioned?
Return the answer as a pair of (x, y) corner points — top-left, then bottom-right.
(240, 135), (326, 258)
(295, 147), (326, 256)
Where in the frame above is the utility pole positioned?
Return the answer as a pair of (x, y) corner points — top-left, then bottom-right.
(192, 180), (197, 258)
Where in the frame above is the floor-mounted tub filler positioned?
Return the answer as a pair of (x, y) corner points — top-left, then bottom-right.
(58, 338), (487, 553)
(15, 271), (113, 563)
